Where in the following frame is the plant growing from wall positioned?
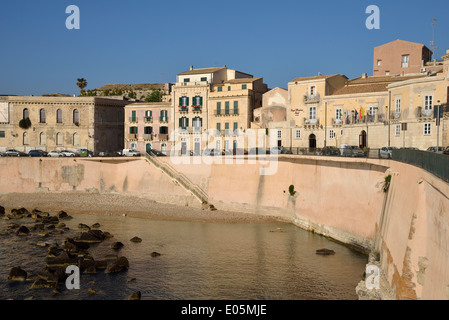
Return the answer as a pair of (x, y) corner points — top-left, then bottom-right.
(19, 117), (31, 129)
(288, 185), (296, 196)
(383, 174), (392, 193)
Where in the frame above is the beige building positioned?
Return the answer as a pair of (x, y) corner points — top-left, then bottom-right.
(172, 65), (267, 154)
(124, 102), (173, 154)
(0, 96), (129, 155)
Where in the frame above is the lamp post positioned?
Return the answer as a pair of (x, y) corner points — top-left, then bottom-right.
(437, 100), (441, 151)
(386, 105), (390, 147)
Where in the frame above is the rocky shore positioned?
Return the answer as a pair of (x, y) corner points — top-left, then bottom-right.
(0, 192), (280, 224)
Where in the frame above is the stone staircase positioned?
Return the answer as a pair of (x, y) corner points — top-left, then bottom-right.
(143, 152), (216, 211)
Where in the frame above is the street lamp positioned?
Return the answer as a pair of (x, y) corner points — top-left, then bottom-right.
(386, 105), (390, 147)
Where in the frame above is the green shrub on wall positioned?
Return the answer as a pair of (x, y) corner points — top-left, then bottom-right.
(19, 118), (31, 129)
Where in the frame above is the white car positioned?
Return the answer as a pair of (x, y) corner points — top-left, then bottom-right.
(60, 150), (77, 157)
(379, 146), (397, 159)
(48, 150), (65, 157)
(122, 149), (141, 157)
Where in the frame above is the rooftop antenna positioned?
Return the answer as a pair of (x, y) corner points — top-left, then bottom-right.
(430, 18), (438, 60)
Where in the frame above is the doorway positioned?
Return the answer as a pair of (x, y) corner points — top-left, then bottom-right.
(359, 130), (367, 149)
(309, 134), (316, 149)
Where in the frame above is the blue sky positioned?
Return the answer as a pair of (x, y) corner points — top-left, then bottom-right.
(1, 0), (448, 96)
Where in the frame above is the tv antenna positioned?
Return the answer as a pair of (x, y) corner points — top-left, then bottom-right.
(430, 18), (438, 60)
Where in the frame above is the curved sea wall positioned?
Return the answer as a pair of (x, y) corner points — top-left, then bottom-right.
(1, 155), (449, 299)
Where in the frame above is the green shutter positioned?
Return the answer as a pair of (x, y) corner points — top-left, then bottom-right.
(233, 122), (238, 131)
(132, 110), (136, 121)
(186, 118), (189, 127)
(234, 101), (238, 114)
(225, 102), (229, 114)
(179, 117), (182, 128)
(200, 118), (203, 127)
(200, 96), (203, 106)
(217, 102), (221, 115)
(217, 123), (221, 132)
(186, 97), (189, 106)
(179, 97), (182, 106)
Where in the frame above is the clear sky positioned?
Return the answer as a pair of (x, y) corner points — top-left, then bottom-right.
(1, 0), (448, 96)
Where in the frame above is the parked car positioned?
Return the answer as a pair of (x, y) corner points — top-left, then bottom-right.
(60, 150), (77, 157)
(5, 149), (28, 157)
(233, 148), (247, 155)
(443, 147), (449, 156)
(400, 147), (419, 150)
(427, 146), (444, 153)
(379, 146), (398, 159)
(342, 145), (365, 157)
(78, 149), (94, 157)
(28, 150), (48, 157)
(48, 150), (65, 157)
(203, 148), (221, 156)
(248, 147), (268, 155)
(321, 146), (340, 156)
(149, 149), (166, 157)
(122, 149), (141, 157)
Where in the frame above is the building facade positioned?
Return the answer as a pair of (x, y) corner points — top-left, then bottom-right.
(124, 102), (173, 154)
(0, 96), (129, 155)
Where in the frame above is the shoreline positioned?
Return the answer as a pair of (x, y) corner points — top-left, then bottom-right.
(0, 192), (283, 224)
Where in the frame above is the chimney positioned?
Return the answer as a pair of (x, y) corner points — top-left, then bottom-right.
(190, 65), (193, 70)
(362, 73), (368, 79)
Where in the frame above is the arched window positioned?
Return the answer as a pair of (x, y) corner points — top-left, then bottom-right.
(23, 132), (29, 145)
(56, 109), (63, 123)
(23, 108), (29, 120)
(39, 109), (46, 123)
(56, 132), (63, 145)
(73, 132), (80, 146)
(39, 132), (46, 146)
(73, 109), (79, 124)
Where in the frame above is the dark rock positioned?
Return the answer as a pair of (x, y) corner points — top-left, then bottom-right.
(32, 223), (45, 230)
(57, 223), (66, 228)
(31, 278), (56, 289)
(42, 216), (59, 225)
(78, 223), (91, 231)
(16, 225), (30, 236)
(150, 252), (161, 257)
(316, 248), (336, 255)
(8, 266), (27, 281)
(64, 238), (90, 253)
(12, 207), (29, 216)
(130, 236), (142, 243)
(75, 230), (105, 243)
(46, 224), (56, 230)
(106, 256), (129, 274)
(79, 259), (96, 273)
(0, 206), (5, 215)
(47, 244), (64, 258)
(56, 211), (70, 219)
(92, 223), (101, 229)
(37, 267), (67, 284)
(5, 223), (19, 232)
(46, 251), (78, 267)
(111, 242), (124, 250)
(128, 291), (141, 300)
(103, 231), (113, 239)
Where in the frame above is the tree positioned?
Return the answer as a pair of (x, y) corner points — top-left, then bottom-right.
(145, 90), (164, 102)
(76, 78), (88, 95)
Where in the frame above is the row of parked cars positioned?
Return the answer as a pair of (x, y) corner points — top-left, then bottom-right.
(0, 149), (93, 157)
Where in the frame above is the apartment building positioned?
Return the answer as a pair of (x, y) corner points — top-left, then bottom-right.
(124, 102), (173, 154)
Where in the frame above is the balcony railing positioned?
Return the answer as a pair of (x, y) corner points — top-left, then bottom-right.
(128, 134), (137, 140)
(178, 106), (188, 113)
(304, 118), (319, 125)
(192, 106), (202, 113)
(215, 110), (239, 116)
(129, 117), (138, 123)
(390, 111), (401, 120)
(143, 134), (153, 140)
(303, 92), (321, 104)
(144, 117), (153, 123)
(158, 134), (169, 141)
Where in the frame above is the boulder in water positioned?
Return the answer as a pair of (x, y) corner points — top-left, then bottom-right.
(16, 225), (30, 236)
(130, 236), (142, 243)
(128, 291), (141, 300)
(111, 242), (124, 250)
(8, 266), (27, 282)
(106, 256), (129, 274)
(316, 248), (336, 255)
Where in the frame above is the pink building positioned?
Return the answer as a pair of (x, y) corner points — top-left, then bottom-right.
(124, 102), (173, 154)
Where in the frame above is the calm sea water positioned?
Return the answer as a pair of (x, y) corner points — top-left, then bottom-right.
(0, 213), (367, 300)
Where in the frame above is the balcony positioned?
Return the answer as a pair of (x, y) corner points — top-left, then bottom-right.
(303, 92), (321, 104)
(332, 118), (343, 125)
(304, 118), (320, 127)
(129, 117), (138, 123)
(192, 106), (202, 113)
(144, 117), (153, 123)
(143, 134), (153, 141)
(390, 111), (401, 122)
(178, 106), (188, 113)
(128, 134), (137, 140)
(159, 117), (168, 123)
(416, 107), (433, 119)
(158, 134), (169, 141)
(214, 110), (239, 117)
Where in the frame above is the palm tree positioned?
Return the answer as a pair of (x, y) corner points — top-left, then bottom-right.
(76, 78), (88, 95)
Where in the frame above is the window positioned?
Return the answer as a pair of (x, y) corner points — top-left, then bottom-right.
(385, 71), (390, 76)
(233, 101), (238, 114)
(144, 127), (153, 134)
(233, 122), (238, 133)
(193, 117), (202, 132)
(295, 129), (301, 139)
(183, 78), (190, 83)
(23, 108), (29, 120)
(368, 106), (377, 116)
(193, 96), (202, 106)
(225, 123), (230, 135)
(424, 123), (431, 135)
(224, 140), (229, 150)
(179, 117), (189, 129)
(277, 130), (282, 139)
(56, 132), (63, 145)
(309, 86), (316, 96)
(0, 131), (5, 138)
(23, 132), (29, 145)
(395, 124), (400, 136)
(216, 123), (221, 134)
(309, 106), (316, 120)
(402, 55), (409, 68)
(56, 109), (63, 123)
(216, 140), (221, 150)
(225, 102), (230, 115)
(217, 86), (223, 92)
(242, 84), (247, 90)
(200, 77), (207, 82)
(377, 60), (382, 66)
(179, 96), (189, 107)
(73, 133), (80, 146)
(335, 108), (342, 121)
(329, 130), (335, 139)
(424, 95), (433, 111)
(131, 110), (136, 122)
(160, 110), (167, 121)
(40, 109), (46, 123)
(160, 126), (168, 134)
(129, 126), (138, 134)
(228, 86), (231, 91)
(39, 132), (46, 145)
(395, 98), (401, 114)
(73, 109), (79, 124)
(145, 110), (152, 118)
(340, 129), (344, 136)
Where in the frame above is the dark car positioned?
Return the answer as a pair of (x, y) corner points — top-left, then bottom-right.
(443, 147), (449, 156)
(321, 146), (340, 156)
(248, 147), (268, 155)
(5, 149), (28, 157)
(150, 149), (166, 157)
(28, 150), (48, 157)
(203, 148), (222, 156)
